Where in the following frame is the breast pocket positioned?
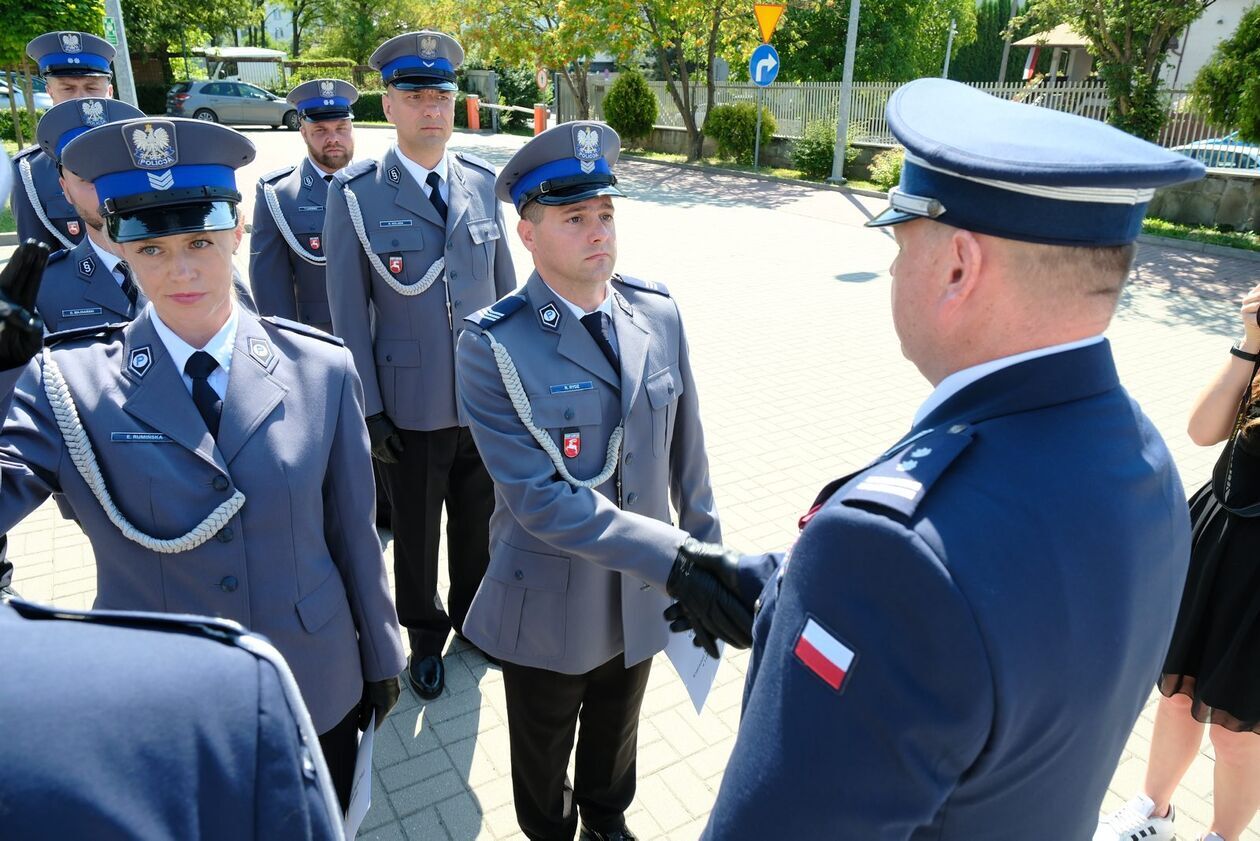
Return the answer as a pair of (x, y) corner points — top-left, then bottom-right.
(646, 365), (684, 457)
(467, 218), (501, 280)
(528, 389), (603, 453)
(368, 227), (431, 289)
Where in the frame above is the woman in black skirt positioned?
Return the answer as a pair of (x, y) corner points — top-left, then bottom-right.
(1096, 285), (1260, 841)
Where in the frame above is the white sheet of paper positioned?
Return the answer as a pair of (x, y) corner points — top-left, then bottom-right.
(343, 711), (374, 839)
(665, 629), (723, 714)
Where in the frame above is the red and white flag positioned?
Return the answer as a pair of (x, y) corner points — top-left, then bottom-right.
(794, 618), (856, 691)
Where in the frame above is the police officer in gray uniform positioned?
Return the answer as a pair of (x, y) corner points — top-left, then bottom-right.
(455, 122), (749, 841)
(10, 31), (115, 250)
(0, 116), (405, 812)
(325, 30), (517, 700)
(33, 97), (147, 333)
(1, 597), (344, 840)
(250, 79), (360, 334)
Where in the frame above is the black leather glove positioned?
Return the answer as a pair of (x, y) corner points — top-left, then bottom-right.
(359, 676), (401, 731)
(0, 240), (49, 371)
(365, 413), (404, 464)
(665, 538), (754, 651)
(663, 601), (721, 658)
(677, 539), (752, 611)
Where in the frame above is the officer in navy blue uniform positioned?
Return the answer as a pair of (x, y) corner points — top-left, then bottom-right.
(10, 31), (116, 250)
(0, 597), (343, 840)
(676, 79), (1208, 839)
(33, 97), (148, 333)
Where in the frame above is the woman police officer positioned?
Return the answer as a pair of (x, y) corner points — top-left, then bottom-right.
(0, 117), (405, 809)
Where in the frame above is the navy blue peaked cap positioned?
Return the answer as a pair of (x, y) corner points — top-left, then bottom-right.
(496, 122), (625, 212)
(287, 79), (359, 121)
(866, 79), (1206, 246)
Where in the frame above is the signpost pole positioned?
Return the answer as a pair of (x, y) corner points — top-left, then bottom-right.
(828, 0), (861, 183)
(103, 0), (139, 107)
(754, 87), (763, 172)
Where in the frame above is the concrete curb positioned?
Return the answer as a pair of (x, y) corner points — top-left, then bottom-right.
(623, 153), (1260, 263)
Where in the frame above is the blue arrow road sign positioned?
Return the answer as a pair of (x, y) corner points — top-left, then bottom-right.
(750, 43), (780, 87)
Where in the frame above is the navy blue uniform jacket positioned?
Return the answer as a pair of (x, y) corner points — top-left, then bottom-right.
(703, 341), (1191, 840)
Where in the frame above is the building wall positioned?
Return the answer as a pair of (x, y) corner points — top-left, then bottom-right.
(1148, 170), (1260, 232)
(1162, 0), (1251, 88)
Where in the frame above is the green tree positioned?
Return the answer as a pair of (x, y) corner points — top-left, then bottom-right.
(633, 0), (758, 160)
(1190, 2), (1260, 141)
(774, 0), (977, 83)
(120, 0), (253, 81)
(460, 0), (638, 120)
(603, 67), (658, 145)
(2, 5), (105, 143)
(949, 0), (1030, 82)
(316, 0), (458, 65)
(1016, 0), (1213, 139)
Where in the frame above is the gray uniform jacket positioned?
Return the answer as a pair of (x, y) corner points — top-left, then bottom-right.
(10, 145), (84, 250)
(0, 307), (406, 732)
(250, 159), (336, 333)
(324, 146), (517, 430)
(455, 272), (720, 674)
(38, 237), (145, 333)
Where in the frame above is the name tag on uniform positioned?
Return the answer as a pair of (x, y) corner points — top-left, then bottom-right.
(549, 381), (594, 394)
(62, 307), (103, 318)
(297, 205), (324, 212)
(111, 432), (172, 443)
(379, 219), (413, 228)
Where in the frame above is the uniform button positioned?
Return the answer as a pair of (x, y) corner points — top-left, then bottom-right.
(450, 272), (458, 280)
(625, 452), (634, 464)
(212, 476), (229, 492)
(514, 570), (524, 581)
(454, 299), (462, 308)
(219, 575), (238, 592)
(563, 408), (574, 420)
(448, 238), (455, 248)
(627, 492), (638, 504)
(668, 385), (676, 395)
(386, 354), (393, 362)
(217, 527), (234, 543)
(391, 239), (399, 247)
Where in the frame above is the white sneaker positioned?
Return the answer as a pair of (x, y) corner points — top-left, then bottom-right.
(1093, 794), (1176, 841)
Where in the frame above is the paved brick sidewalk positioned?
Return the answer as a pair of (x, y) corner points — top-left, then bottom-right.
(4, 128), (1258, 839)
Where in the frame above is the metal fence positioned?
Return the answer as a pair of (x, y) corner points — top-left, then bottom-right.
(556, 77), (1256, 167)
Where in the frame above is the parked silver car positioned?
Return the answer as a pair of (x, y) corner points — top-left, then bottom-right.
(166, 80), (299, 129)
(0, 80), (54, 112)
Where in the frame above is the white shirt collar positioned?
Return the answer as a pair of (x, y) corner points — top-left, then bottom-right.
(912, 335), (1105, 427)
(87, 237), (123, 280)
(307, 157), (338, 179)
(545, 279), (615, 320)
(393, 145), (448, 197)
(150, 304), (239, 394)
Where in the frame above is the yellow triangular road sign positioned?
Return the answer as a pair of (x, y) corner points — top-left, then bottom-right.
(755, 3), (786, 43)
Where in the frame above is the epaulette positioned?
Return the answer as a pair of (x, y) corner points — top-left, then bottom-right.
(466, 293), (527, 329)
(46, 248), (70, 266)
(7, 597), (248, 643)
(12, 144), (41, 161)
(261, 315), (346, 346)
(43, 321), (127, 348)
(613, 274), (670, 297)
(839, 424), (976, 520)
(336, 159), (376, 184)
(259, 164), (296, 183)
(455, 151), (497, 175)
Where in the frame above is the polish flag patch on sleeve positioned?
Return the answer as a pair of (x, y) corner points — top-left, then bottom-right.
(794, 617), (857, 692)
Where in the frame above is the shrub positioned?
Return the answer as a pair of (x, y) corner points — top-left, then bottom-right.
(134, 84), (169, 116)
(352, 90), (386, 122)
(602, 68), (657, 145)
(285, 60), (356, 88)
(0, 109), (38, 146)
(868, 145), (905, 191)
(494, 65), (552, 131)
(703, 101), (777, 164)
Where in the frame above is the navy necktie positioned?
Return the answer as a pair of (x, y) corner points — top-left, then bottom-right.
(581, 311), (619, 372)
(426, 171), (448, 223)
(185, 351), (222, 439)
(116, 261), (139, 310)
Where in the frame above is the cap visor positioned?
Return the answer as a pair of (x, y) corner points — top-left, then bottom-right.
(864, 206), (923, 228)
(109, 201), (238, 243)
(302, 108), (354, 122)
(532, 184), (626, 207)
(389, 78), (458, 92)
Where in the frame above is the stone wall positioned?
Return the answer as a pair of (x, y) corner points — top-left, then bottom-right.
(1147, 170), (1259, 232)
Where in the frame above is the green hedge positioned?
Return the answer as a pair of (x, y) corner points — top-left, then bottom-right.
(0, 109), (38, 146)
(135, 83), (170, 116)
(286, 60), (356, 88)
(868, 146), (904, 191)
(792, 121), (862, 181)
(703, 101), (777, 165)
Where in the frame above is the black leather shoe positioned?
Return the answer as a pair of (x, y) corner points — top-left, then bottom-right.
(579, 825), (637, 841)
(407, 654), (444, 700)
